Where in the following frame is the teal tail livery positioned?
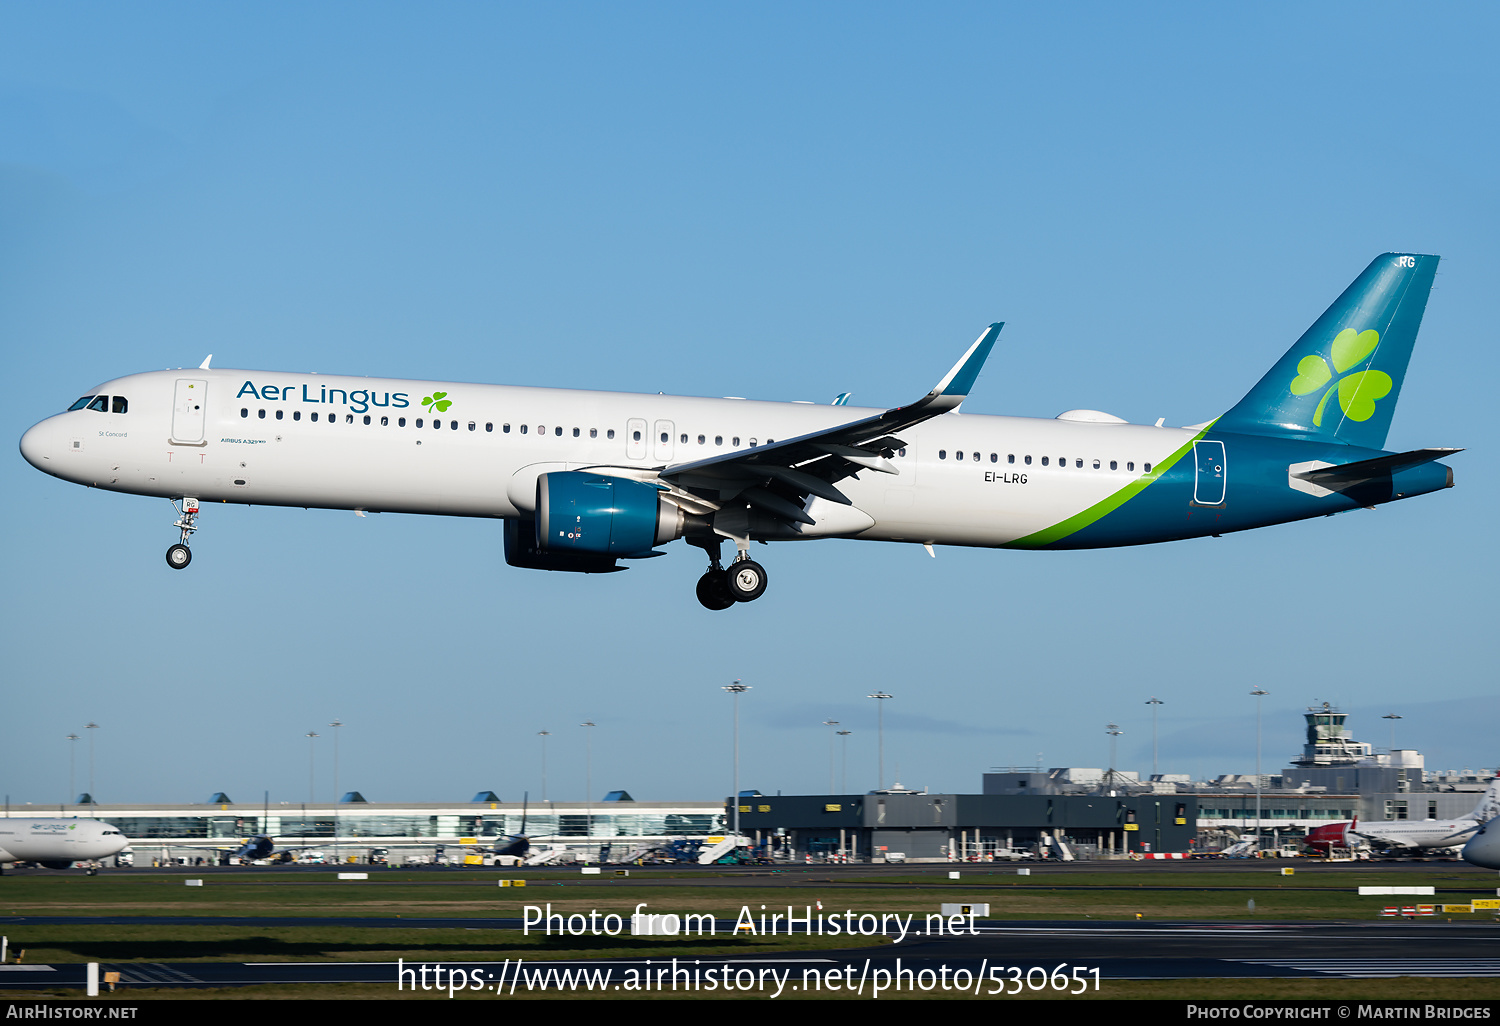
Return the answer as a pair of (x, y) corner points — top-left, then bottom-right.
(19, 254), (1458, 608)
(1217, 253), (1438, 448)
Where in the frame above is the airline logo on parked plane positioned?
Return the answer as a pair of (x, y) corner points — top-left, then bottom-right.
(1289, 328), (1392, 426)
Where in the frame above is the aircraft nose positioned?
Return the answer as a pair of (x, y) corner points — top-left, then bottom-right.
(19, 417), (59, 472)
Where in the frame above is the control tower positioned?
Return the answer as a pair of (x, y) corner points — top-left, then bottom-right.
(1290, 702), (1374, 767)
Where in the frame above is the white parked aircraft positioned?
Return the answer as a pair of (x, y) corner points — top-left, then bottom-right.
(0, 819), (130, 871)
(1306, 779), (1500, 854)
(19, 254), (1457, 608)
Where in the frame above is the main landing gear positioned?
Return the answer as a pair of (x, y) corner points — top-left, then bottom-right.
(692, 537), (768, 610)
(166, 497), (199, 570)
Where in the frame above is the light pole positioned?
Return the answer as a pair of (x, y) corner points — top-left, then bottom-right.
(537, 731), (551, 801)
(837, 731), (852, 793)
(723, 681), (750, 839)
(1250, 687), (1268, 848)
(1105, 723), (1123, 792)
(823, 720), (839, 794)
(329, 719), (343, 865)
(580, 722), (596, 845)
(1145, 697), (1164, 779)
(868, 692), (892, 791)
(305, 732), (319, 805)
(1382, 713), (1403, 752)
(64, 733), (81, 806)
(85, 722), (99, 803)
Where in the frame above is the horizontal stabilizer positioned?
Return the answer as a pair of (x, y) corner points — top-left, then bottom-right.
(1294, 447), (1462, 488)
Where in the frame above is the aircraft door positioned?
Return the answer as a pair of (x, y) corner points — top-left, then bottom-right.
(1193, 440), (1226, 505)
(626, 418), (647, 460)
(653, 420), (675, 463)
(171, 379), (208, 444)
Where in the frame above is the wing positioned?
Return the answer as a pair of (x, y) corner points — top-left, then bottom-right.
(657, 324), (1001, 528)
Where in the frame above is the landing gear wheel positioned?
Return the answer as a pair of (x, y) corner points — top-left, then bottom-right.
(696, 569), (735, 610)
(726, 559), (768, 603)
(166, 543), (192, 570)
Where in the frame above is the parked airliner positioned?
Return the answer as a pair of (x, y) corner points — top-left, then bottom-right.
(0, 819), (130, 872)
(19, 254), (1457, 608)
(1305, 779), (1500, 855)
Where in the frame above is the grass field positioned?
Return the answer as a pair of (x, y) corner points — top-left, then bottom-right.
(1, 865), (1497, 1002)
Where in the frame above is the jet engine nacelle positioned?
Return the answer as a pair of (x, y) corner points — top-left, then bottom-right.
(535, 472), (683, 557)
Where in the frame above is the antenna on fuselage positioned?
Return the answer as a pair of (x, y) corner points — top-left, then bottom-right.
(199, 355), (213, 369)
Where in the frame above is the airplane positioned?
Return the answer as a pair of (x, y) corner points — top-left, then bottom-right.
(206, 835), (332, 865)
(1462, 818), (1500, 870)
(19, 253), (1458, 609)
(1305, 778), (1500, 855)
(0, 819), (130, 872)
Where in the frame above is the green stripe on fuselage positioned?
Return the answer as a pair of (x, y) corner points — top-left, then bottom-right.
(1006, 426), (1211, 549)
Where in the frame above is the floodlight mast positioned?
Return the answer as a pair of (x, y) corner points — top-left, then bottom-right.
(723, 681), (751, 841)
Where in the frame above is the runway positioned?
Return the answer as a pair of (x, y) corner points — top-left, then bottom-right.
(2, 920), (1497, 989)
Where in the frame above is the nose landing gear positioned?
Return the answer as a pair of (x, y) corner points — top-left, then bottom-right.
(166, 497), (199, 570)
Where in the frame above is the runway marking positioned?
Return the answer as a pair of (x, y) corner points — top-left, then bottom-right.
(120, 963), (205, 985)
(1239, 959), (1500, 978)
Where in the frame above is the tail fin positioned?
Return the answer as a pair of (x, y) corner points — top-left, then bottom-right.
(1470, 778), (1500, 823)
(1216, 254), (1438, 449)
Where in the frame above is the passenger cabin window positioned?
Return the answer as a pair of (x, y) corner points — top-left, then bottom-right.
(553, 426), (561, 436)
(589, 428), (597, 438)
(294, 411), (302, 421)
(1040, 456), (1049, 466)
(240, 408), (248, 418)
(607, 429), (615, 439)
(572, 427), (579, 437)
(275, 409), (283, 420)
(1144, 462), (1152, 473)
(520, 424), (528, 434)
(258, 409), (266, 419)
(939, 450), (947, 459)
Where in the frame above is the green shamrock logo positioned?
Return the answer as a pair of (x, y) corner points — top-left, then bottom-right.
(421, 391), (453, 413)
(1288, 328), (1391, 426)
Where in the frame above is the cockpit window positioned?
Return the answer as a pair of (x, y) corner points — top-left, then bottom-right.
(86, 396), (109, 413)
(69, 396), (95, 411)
(112, 396), (128, 414)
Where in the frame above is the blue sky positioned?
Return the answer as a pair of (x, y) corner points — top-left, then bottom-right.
(2, 4), (1496, 809)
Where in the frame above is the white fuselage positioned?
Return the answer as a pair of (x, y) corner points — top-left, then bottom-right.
(0, 819), (130, 865)
(20, 368), (1195, 547)
(1351, 818), (1483, 851)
